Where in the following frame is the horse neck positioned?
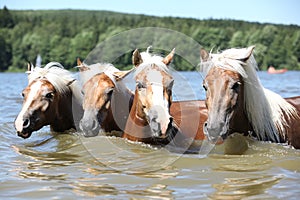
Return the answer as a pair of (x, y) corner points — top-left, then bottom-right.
(122, 90), (177, 145)
(123, 90), (153, 142)
(50, 91), (76, 132)
(103, 84), (134, 132)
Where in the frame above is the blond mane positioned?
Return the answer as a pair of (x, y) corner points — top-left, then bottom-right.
(78, 62), (134, 98)
(202, 47), (298, 141)
(78, 63), (120, 87)
(27, 62), (82, 101)
(134, 51), (170, 78)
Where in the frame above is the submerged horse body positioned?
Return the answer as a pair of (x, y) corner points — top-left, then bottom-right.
(15, 62), (83, 139)
(123, 48), (206, 147)
(201, 46), (300, 149)
(78, 49), (206, 149)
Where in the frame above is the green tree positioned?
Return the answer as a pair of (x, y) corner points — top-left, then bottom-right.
(0, 6), (15, 28)
(0, 33), (12, 71)
(2, 9), (300, 71)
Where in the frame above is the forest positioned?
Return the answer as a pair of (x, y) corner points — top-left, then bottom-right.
(1, 6), (300, 71)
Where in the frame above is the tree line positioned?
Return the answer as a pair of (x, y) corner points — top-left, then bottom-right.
(1, 6), (300, 71)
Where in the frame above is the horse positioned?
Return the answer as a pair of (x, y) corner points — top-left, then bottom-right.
(122, 47), (198, 146)
(77, 53), (207, 150)
(77, 59), (134, 137)
(14, 62), (83, 139)
(200, 46), (300, 149)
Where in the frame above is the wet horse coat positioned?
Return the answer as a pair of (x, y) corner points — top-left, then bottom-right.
(123, 48), (207, 148)
(78, 60), (134, 137)
(77, 57), (207, 149)
(122, 48), (176, 144)
(201, 46), (300, 149)
(15, 62), (83, 138)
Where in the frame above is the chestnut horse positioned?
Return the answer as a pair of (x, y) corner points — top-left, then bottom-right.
(77, 60), (133, 137)
(122, 48), (178, 144)
(15, 62), (83, 139)
(200, 46), (300, 149)
(77, 54), (207, 150)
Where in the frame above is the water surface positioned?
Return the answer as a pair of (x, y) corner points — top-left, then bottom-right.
(0, 71), (299, 199)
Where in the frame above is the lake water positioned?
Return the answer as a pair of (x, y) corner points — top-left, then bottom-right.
(0, 71), (299, 199)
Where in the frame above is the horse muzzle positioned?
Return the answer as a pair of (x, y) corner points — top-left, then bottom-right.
(17, 131), (32, 139)
(148, 106), (171, 137)
(79, 119), (100, 137)
(15, 115), (34, 139)
(203, 121), (227, 144)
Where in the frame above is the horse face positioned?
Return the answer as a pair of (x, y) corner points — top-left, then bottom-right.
(15, 79), (58, 138)
(203, 67), (242, 142)
(135, 66), (174, 137)
(80, 73), (115, 137)
(133, 49), (175, 138)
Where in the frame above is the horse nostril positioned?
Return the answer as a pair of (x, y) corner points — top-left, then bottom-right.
(169, 117), (173, 124)
(91, 119), (99, 131)
(23, 118), (30, 128)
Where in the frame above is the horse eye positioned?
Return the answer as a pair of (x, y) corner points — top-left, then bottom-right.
(137, 82), (145, 89)
(45, 92), (54, 99)
(106, 88), (114, 96)
(231, 81), (241, 92)
(165, 86), (172, 95)
(21, 92), (25, 98)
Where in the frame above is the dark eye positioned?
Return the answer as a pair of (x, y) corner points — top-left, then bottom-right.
(202, 84), (207, 91)
(166, 88), (172, 96)
(106, 88), (114, 97)
(81, 90), (85, 95)
(137, 82), (145, 89)
(45, 92), (54, 99)
(21, 92), (25, 98)
(231, 81), (241, 92)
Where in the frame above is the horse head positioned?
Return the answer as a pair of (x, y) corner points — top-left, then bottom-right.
(200, 46), (255, 143)
(127, 47), (175, 140)
(78, 59), (133, 137)
(15, 62), (78, 138)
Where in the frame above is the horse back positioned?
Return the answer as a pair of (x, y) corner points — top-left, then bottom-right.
(284, 96), (300, 148)
(171, 100), (207, 140)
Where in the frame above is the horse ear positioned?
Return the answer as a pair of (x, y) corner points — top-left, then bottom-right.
(27, 62), (32, 71)
(77, 61), (90, 72)
(113, 69), (134, 82)
(26, 62), (34, 74)
(162, 48), (175, 65)
(132, 49), (143, 67)
(66, 79), (76, 86)
(200, 48), (210, 62)
(77, 58), (83, 66)
(240, 45), (255, 62)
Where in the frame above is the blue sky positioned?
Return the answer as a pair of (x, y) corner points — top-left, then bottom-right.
(1, 0), (300, 25)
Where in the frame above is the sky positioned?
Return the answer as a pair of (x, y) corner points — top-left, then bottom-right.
(1, 0), (300, 25)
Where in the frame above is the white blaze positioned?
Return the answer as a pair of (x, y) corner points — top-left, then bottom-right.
(147, 70), (170, 134)
(15, 81), (42, 132)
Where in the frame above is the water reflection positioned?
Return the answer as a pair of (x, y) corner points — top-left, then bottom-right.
(19, 171), (67, 181)
(1, 72), (300, 199)
(211, 175), (282, 199)
(80, 136), (182, 173)
(126, 184), (173, 200)
(72, 181), (119, 197)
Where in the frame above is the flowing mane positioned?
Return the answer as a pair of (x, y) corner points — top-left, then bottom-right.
(133, 50), (170, 78)
(202, 48), (299, 142)
(78, 62), (120, 87)
(27, 62), (81, 101)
